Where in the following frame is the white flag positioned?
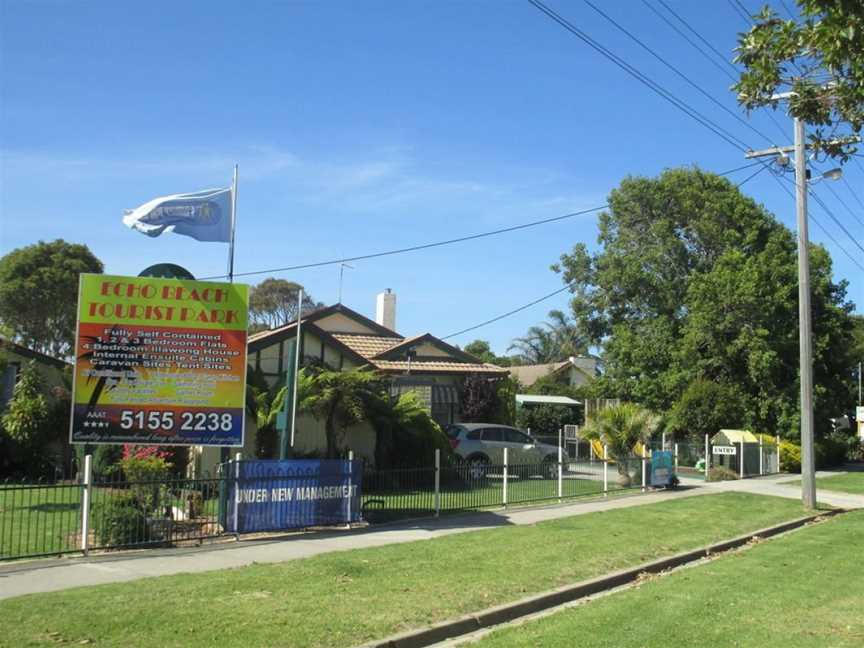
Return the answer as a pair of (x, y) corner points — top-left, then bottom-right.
(123, 188), (232, 242)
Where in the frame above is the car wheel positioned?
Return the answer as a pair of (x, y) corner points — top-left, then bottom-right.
(466, 456), (489, 481)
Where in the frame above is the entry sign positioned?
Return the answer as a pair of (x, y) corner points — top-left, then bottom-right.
(69, 273), (249, 446)
(713, 445), (737, 456)
(227, 460), (363, 532)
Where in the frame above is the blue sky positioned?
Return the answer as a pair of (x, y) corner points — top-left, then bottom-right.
(2, 0), (862, 355)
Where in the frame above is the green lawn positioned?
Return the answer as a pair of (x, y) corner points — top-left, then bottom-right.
(0, 485), (82, 559)
(785, 471), (864, 495)
(0, 493), (811, 648)
(477, 510), (864, 648)
(363, 474), (620, 522)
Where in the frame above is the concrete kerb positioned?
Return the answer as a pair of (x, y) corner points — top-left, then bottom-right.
(355, 508), (845, 648)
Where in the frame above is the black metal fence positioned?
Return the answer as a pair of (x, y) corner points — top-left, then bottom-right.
(2, 448), (661, 562)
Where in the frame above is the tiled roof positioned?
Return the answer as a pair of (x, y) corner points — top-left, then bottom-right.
(374, 360), (509, 374)
(330, 334), (403, 358)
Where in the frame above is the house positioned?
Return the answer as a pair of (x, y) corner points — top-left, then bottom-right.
(508, 356), (599, 389)
(0, 337), (70, 409)
(0, 337), (72, 476)
(193, 292), (509, 474)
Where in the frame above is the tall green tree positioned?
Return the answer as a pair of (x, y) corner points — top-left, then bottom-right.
(0, 240), (103, 357)
(249, 278), (322, 332)
(298, 367), (382, 458)
(734, 1), (864, 159)
(554, 168), (855, 438)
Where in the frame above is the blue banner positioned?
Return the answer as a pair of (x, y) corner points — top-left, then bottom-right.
(650, 450), (674, 487)
(226, 460), (362, 532)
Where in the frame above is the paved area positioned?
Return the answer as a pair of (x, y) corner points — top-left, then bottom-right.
(3, 470), (861, 602)
(682, 469), (864, 510)
(0, 487), (707, 601)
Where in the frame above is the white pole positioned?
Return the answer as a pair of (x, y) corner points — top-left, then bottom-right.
(641, 445), (647, 492)
(290, 288), (303, 449)
(557, 428), (563, 500)
(347, 450), (354, 526)
(674, 442), (679, 476)
(603, 444), (608, 496)
(434, 448), (441, 517)
(740, 439), (745, 479)
(759, 436), (764, 476)
(503, 447), (508, 507)
(662, 432), (667, 452)
(705, 434), (710, 481)
(793, 116), (817, 509)
(232, 452), (241, 535)
(776, 435), (781, 473)
(80, 454), (92, 555)
(228, 164), (238, 283)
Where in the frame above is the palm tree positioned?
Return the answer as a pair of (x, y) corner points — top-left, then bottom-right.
(581, 403), (659, 486)
(297, 367), (382, 459)
(508, 309), (588, 364)
(246, 383), (288, 458)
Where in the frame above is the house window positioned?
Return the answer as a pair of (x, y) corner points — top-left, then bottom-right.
(0, 362), (20, 410)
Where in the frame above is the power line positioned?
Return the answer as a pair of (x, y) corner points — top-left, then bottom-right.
(821, 180), (864, 230)
(808, 188), (864, 257)
(581, 0), (776, 146)
(641, 0), (738, 82)
(728, 0), (753, 24)
(201, 162), (764, 281)
(442, 283), (575, 340)
(768, 171), (864, 272)
(442, 164), (782, 341)
(525, 0), (752, 152)
(651, 0), (788, 141)
(735, 162), (769, 188)
(656, 0), (740, 74)
(841, 175), (864, 212)
(201, 205), (606, 280)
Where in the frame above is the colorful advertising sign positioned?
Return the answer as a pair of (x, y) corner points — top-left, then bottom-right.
(69, 274), (248, 446)
(225, 460), (363, 532)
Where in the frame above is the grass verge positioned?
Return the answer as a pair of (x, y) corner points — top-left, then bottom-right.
(476, 509), (864, 647)
(785, 471), (864, 495)
(0, 492), (810, 648)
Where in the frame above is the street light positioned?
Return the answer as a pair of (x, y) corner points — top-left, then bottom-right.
(810, 168), (843, 184)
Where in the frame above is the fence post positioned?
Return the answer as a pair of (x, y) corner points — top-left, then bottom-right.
(674, 442), (679, 475)
(739, 439), (744, 479)
(704, 434), (710, 481)
(502, 448), (508, 508)
(603, 444), (609, 496)
(662, 432), (667, 451)
(434, 448), (441, 517)
(641, 445), (647, 492)
(347, 450), (354, 527)
(776, 435), (781, 473)
(232, 452), (242, 537)
(80, 454), (92, 555)
(759, 436), (764, 476)
(558, 428), (563, 501)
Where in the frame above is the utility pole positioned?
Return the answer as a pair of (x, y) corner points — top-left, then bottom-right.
(745, 104), (819, 509)
(792, 115), (817, 510)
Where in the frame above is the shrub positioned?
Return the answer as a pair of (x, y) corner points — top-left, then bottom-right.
(779, 441), (801, 473)
(94, 493), (149, 547)
(516, 403), (580, 439)
(708, 466), (739, 481)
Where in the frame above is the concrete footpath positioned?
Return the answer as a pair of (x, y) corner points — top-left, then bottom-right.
(0, 487), (708, 601)
(3, 471), (862, 602)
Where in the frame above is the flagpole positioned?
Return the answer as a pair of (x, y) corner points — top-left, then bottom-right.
(228, 164), (238, 282)
(290, 288), (303, 449)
